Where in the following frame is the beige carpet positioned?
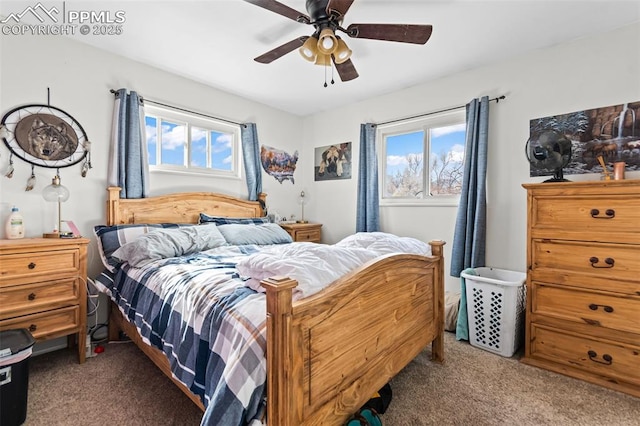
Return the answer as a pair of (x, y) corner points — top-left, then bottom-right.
(24, 332), (638, 425)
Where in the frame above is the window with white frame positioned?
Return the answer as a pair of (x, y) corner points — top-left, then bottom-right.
(379, 110), (466, 204)
(144, 105), (241, 178)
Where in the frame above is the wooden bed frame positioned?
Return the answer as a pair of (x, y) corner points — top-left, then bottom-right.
(105, 186), (445, 425)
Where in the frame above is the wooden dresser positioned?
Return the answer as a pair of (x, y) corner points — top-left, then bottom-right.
(279, 222), (322, 243)
(522, 180), (640, 397)
(0, 238), (89, 363)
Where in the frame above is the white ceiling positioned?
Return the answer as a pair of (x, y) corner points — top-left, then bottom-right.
(5, 1), (640, 116)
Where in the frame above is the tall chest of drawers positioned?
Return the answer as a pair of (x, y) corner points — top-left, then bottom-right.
(0, 238), (89, 363)
(522, 180), (640, 397)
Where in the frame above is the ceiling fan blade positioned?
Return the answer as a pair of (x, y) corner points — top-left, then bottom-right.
(326, 0), (355, 19)
(243, 0), (310, 24)
(333, 57), (359, 82)
(345, 23), (433, 44)
(254, 36), (309, 63)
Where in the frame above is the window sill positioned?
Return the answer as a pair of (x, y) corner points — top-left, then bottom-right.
(150, 167), (241, 180)
(380, 199), (459, 207)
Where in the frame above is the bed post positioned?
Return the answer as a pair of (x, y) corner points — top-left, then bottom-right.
(429, 240), (446, 363)
(261, 276), (298, 426)
(107, 186), (122, 225)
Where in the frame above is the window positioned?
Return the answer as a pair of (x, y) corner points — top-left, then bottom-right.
(144, 105), (241, 178)
(379, 110), (466, 205)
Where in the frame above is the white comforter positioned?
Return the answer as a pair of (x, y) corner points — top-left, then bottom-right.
(237, 232), (432, 300)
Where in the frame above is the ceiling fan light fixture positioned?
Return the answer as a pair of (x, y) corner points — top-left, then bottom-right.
(314, 52), (331, 66)
(317, 28), (337, 55)
(299, 36), (318, 62)
(333, 37), (352, 64)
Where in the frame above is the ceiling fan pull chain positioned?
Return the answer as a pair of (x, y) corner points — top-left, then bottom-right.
(324, 65), (328, 88)
(331, 65), (335, 85)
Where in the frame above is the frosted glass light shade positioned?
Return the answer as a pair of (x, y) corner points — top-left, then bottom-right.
(317, 28), (337, 55)
(299, 36), (319, 62)
(333, 38), (352, 64)
(314, 52), (331, 66)
(42, 175), (70, 202)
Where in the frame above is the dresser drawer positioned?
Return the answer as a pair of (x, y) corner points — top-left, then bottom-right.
(531, 239), (640, 292)
(294, 229), (321, 242)
(530, 324), (640, 385)
(0, 278), (79, 320)
(532, 195), (640, 230)
(0, 249), (80, 285)
(0, 305), (80, 340)
(532, 283), (640, 334)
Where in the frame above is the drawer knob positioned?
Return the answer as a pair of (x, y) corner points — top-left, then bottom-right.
(589, 257), (615, 268)
(589, 208), (615, 219)
(29, 324), (37, 332)
(28, 293), (37, 301)
(28, 262), (36, 269)
(588, 303), (614, 313)
(587, 350), (613, 365)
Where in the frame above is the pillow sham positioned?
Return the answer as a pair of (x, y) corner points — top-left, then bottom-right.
(217, 223), (292, 245)
(94, 223), (184, 272)
(199, 213), (270, 225)
(111, 225), (227, 268)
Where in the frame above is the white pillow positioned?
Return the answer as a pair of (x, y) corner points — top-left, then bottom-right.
(111, 225), (227, 268)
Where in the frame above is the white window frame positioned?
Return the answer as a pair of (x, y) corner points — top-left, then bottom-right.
(378, 109), (466, 207)
(145, 105), (242, 179)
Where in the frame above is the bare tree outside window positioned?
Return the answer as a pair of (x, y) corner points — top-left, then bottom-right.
(381, 113), (466, 202)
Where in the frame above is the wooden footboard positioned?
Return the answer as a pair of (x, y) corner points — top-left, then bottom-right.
(262, 241), (445, 426)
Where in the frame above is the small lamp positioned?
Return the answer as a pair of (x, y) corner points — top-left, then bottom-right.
(297, 191), (308, 224)
(42, 173), (70, 238)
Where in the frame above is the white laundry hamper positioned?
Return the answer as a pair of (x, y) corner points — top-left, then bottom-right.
(461, 267), (527, 357)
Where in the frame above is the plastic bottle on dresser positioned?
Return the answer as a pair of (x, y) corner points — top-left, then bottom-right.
(5, 206), (25, 239)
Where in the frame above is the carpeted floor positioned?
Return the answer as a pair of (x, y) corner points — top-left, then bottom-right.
(23, 332), (639, 425)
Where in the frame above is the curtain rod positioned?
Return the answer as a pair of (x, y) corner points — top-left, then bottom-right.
(109, 89), (243, 126)
(377, 95), (506, 126)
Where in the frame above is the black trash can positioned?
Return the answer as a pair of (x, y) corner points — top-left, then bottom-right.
(0, 329), (36, 426)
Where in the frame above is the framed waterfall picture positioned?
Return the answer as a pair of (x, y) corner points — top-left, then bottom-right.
(528, 101), (640, 178)
(314, 142), (352, 181)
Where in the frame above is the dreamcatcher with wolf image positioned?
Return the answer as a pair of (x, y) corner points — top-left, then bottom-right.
(0, 100), (91, 191)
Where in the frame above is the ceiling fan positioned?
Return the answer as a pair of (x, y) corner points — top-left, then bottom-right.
(243, 0), (433, 83)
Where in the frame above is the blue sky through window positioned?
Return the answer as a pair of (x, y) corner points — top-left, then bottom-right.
(211, 131), (232, 171)
(386, 124), (466, 175)
(146, 116), (157, 165)
(146, 115), (234, 171)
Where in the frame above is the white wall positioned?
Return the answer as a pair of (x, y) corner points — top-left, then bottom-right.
(0, 34), (304, 278)
(303, 22), (640, 292)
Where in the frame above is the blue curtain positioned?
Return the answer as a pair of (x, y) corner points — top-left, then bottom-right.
(241, 123), (262, 202)
(450, 96), (490, 277)
(108, 89), (148, 199)
(356, 123), (379, 232)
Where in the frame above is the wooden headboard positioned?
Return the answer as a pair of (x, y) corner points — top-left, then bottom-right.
(106, 187), (267, 226)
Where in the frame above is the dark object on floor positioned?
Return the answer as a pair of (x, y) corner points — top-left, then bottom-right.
(0, 328), (36, 426)
(363, 382), (392, 414)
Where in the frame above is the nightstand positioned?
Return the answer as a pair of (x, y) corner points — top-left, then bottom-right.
(279, 222), (322, 243)
(0, 238), (89, 363)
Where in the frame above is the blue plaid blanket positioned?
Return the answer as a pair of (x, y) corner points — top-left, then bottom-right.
(96, 245), (268, 425)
